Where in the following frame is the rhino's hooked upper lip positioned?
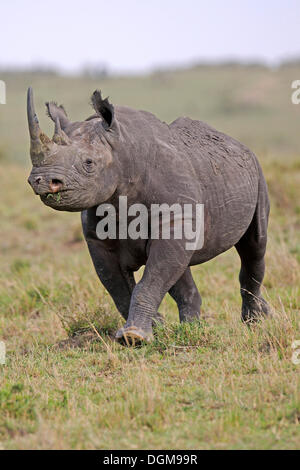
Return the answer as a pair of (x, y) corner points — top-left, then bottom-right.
(39, 189), (76, 208)
(40, 188), (70, 201)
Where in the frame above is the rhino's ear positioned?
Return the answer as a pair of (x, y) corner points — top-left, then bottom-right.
(91, 90), (115, 130)
(46, 102), (70, 130)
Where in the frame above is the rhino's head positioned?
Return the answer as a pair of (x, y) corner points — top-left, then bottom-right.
(27, 88), (119, 211)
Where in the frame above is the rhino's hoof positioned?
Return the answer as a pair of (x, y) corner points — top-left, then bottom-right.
(153, 312), (164, 326)
(115, 326), (154, 347)
(242, 297), (271, 324)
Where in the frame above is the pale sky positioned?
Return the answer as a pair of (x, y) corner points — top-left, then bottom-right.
(0, 0), (299, 73)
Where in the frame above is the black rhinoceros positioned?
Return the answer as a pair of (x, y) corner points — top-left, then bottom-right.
(27, 88), (270, 345)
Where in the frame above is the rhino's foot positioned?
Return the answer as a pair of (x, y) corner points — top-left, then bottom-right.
(115, 325), (154, 347)
(153, 312), (164, 326)
(179, 309), (200, 323)
(241, 296), (271, 324)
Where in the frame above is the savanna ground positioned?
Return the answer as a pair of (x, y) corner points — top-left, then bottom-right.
(0, 64), (299, 449)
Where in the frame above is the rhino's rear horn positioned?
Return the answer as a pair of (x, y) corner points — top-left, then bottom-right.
(53, 117), (70, 145)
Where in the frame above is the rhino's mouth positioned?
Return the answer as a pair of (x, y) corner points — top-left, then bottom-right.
(46, 192), (62, 202)
(39, 189), (90, 212)
(40, 188), (87, 211)
(40, 189), (69, 205)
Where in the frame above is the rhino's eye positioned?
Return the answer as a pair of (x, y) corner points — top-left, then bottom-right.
(83, 158), (94, 172)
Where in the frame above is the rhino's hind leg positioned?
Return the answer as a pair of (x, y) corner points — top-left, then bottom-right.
(236, 250), (270, 324)
(169, 267), (201, 322)
(235, 178), (270, 323)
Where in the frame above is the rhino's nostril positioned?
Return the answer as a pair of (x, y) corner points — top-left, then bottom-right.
(51, 178), (63, 185)
(35, 176), (42, 184)
(49, 178), (63, 193)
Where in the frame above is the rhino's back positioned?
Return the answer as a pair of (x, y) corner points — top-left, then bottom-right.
(169, 117), (261, 261)
(169, 116), (256, 171)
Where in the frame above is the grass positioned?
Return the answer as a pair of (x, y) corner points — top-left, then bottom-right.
(0, 66), (299, 449)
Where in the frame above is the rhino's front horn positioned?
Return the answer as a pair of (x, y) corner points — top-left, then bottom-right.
(27, 87), (51, 165)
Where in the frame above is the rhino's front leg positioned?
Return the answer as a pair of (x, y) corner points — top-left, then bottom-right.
(82, 209), (136, 320)
(86, 238), (134, 320)
(116, 240), (192, 345)
(85, 237), (164, 325)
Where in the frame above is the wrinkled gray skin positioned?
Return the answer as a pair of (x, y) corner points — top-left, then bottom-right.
(27, 87), (270, 345)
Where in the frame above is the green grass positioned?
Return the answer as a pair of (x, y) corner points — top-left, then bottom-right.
(0, 66), (299, 449)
